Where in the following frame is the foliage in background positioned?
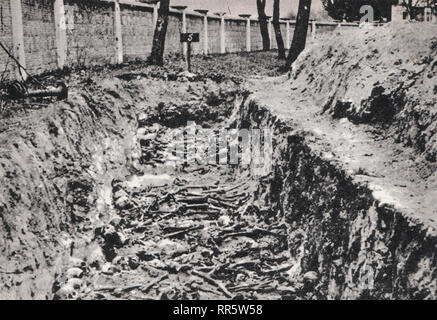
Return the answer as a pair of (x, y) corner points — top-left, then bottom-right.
(321, 0), (396, 21)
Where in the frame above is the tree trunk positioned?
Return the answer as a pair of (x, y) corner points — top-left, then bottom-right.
(386, 1), (393, 22)
(273, 0), (285, 59)
(149, 0), (170, 66)
(257, 0), (270, 51)
(284, 0), (312, 70)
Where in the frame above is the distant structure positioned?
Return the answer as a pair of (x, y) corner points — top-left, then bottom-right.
(392, 0), (437, 22)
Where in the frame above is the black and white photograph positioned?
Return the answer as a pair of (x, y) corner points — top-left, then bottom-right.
(0, 0), (436, 304)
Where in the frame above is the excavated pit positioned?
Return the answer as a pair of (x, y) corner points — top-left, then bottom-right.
(1, 51), (437, 300)
(52, 87), (437, 300)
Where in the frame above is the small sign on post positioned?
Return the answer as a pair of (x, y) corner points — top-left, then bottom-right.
(180, 33), (200, 72)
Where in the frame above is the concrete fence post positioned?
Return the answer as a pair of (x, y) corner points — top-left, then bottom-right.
(221, 16), (226, 54)
(312, 19), (316, 40)
(216, 12), (226, 54)
(10, 0), (26, 80)
(203, 14), (208, 55)
(247, 18), (251, 53)
(54, 0), (67, 69)
(153, 3), (159, 27)
(267, 16), (273, 50)
(195, 10), (209, 55)
(285, 19), (291, 50)
(114, 0), (123, 63)
(182, 9), (187, 58)
(239, 14), (251, 53)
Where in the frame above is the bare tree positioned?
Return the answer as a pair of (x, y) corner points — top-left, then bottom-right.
(284, 0), (312, 70)
(149, 0), (170, 66)
(273, 0), (286, 59)
(257, 0), (270, 51)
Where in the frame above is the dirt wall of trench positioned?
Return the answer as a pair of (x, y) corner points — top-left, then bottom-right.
(0, 77), (143, 299)
(237, 99), (437, 300)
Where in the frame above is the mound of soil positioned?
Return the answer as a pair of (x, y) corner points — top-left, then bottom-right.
(290, 22), (437, 162)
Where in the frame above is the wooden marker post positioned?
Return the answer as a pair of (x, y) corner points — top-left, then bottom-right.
(180, 33), (199, 72)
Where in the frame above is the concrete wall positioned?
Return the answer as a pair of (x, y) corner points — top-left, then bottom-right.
(225, 18), (246, 53)
(64, 0), (116, 66)
(208, 17), (221, 54)
(250, 21), (263, 52)
(22, 0), (57, 74)
(165, 12), (182, 55)
(186, 13), (203, 55)
(0, 0), (14, 80)
(0, 0), (358, 80)
(120, 2), (153, 60)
